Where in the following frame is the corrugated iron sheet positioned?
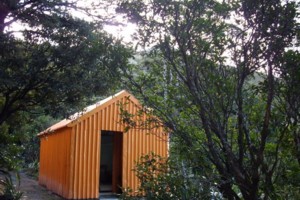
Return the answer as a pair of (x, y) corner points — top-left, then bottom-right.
(39, 91), (168, 199)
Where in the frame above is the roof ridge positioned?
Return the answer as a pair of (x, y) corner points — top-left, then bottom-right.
(38, 90), (131, 136)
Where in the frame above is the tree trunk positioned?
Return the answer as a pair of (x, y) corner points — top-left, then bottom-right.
(0, 3), (9, 33)
(240, 183), (259, 200)
(0, 0), (20, 33)
(218, 179), (240, 200)
(293, 124), (300, 165)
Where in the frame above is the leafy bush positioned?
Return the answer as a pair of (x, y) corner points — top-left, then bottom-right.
(121, 152), (216, 200)
(25, 160), (39, 179)
(0, 172), (22, 200)
(0, 123), (23, 171)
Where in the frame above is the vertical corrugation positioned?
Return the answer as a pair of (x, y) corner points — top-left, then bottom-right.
(52, 134), (55, 189)
(63, 129), (68, 198)
(163, 128), (167, 156)
(146, 128), (149, 155)
(90, 114), (95, 197)
(38, 138), (44, 184)
(64, 129), (70, 194)
(157, 129), (163, 155)
(135, 107), (140, 191)
(121, 98), (170, 192)
(130, 99), (135, 189)
(60, 133), (64, 194)
(122, 97), (128, 189)
(127, 101), (132, 189)
(86, 117), (91, 198)
(117, 100), (122, 131)
(81, 119), (87, 199)
(157, 129), (161, 155)
(79, 121), (84, 199)
(84, 117), (91, 198)
(91, 115), (96, 199)
(141, 127), (145, 155)
(126, 130), (130, 189)
(101, 109), (104, 129)
(108, 105), (111, 130)
(39, 91), (168, 199)
(73, 124), (79, 198)
(49, 135), (52, 190)
(75, 124), (79, 198)
(95, 116), (101, 197)
(115, 102), (119, 131)
(132, 103), (137, 190)
(112, 103), (116, 130)
(154, 128), (157, 155)
(141, 115), (146, 155)
(46, 136), (49, 190)
(104, 107), (108, 130)
(87, 116), (92, 198)
(83, 122), (87, 199)
(85, 119), (89, 198)
(158, 129), (162, 157)
(88, 118), (93, 199)
(68, 127), (75, 199)
(149, 126), (153, 154)
(73, 125), (78, 199)
(104, 107), (107, 130)
(83, 120), (87, 198)
(39, 128), (72, 199)
(93, 112), (99, 197)
(108, 106), (111, 130)
(55, 134), (59, 193)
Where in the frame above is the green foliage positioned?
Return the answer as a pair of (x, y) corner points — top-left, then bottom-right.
(0, 108), (57, 172)
(121, 152), (217, 200)
(18, 113), (57, 177)
(135, 153), (175, 199)
(0, 26), (130, 121)
(0, 173), (23, 200)
(20, 114), (57, 165)
(118, 0), (300, 199)
(0, 0), (132, 123)
(0, 0), (132, 174)
(120, 187), (137, 200)
(0, 122), (23, 171)
(279, 50), (300, 165)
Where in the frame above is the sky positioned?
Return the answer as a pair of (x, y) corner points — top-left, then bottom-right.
(103, 17), (137, 45)
(5, 0), (137, 45)
(75, 0), (137, 45)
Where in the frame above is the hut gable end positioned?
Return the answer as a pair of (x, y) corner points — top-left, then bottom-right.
(38, 90), (168, 199)
(38, 90), (139, 136)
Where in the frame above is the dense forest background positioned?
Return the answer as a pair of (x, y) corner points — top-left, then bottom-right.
(1, 0), (300, 199)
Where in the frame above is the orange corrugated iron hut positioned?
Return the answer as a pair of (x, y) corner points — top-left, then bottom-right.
(38, 90), (168, 199)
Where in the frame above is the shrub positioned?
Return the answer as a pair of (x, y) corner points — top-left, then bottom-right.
(121, 152), (214, 200)
(0, 172), (22, 200)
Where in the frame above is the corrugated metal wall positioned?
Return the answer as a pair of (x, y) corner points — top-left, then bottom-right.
(39, 127), (72, 198)
(39, 92), (168, 199)
(121, 97), (168, 194)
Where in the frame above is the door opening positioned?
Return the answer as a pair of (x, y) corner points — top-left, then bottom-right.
(100, 130), (123, 193)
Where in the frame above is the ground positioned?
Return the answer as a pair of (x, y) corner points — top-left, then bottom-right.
(1, 172), (120, 200)
(17, 173), (63, 200)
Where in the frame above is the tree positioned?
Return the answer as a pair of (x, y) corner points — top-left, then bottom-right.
(0, 0), (132, 124)
(0, 0), (132, 171)
(280, 50), (300, 165)
(117, 0), (299, 199)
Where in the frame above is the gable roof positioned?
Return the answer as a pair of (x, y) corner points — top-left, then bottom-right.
(38, 90), (139, 136)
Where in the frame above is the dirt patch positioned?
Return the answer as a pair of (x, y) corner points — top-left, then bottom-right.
(16, 173), (63, 200)
(2, 173), (119, 200)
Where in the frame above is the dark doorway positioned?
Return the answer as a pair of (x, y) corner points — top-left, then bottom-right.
(100, 131), (123, 193)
